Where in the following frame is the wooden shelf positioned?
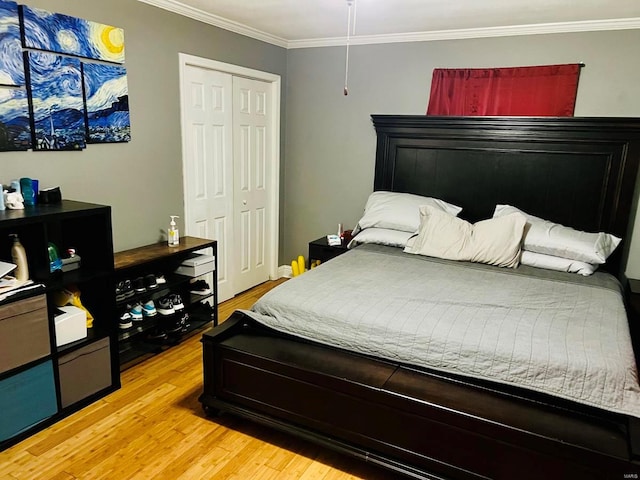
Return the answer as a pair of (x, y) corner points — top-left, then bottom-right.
(115, 236), (213, 270)
(113, 236), (218, 370)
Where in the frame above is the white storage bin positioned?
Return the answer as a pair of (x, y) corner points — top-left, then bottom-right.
(174, 253), (215, 277)
(54, 305), (87, 347)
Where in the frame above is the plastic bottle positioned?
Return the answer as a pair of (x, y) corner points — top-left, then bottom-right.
(10, 234), (29, 281)
(168, 216), (180, 247)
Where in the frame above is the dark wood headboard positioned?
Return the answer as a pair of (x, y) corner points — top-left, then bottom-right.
(371, 115), (640, 276)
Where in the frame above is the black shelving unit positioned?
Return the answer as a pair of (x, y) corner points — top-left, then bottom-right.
(0, 200), (119, 451)
(113, 236), (217, 370)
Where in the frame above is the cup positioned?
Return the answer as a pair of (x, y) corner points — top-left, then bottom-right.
(31, 179), (39, 204)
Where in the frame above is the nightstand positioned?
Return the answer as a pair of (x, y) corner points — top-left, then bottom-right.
(308, 236), (349, 267)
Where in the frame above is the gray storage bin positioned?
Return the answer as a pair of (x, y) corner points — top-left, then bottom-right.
(58, 337), (112, 408)
(0, 294), (50, 375)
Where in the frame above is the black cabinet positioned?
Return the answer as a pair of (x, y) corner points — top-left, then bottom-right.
(0, 200), (119, 450)
(114, 236), (217, 370)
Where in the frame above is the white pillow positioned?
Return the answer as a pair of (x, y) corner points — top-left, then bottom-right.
(353, 191), (462, 235)
(347, 228), (413, 249)
(493, 205), (620, 265)
(520, 251), (597, 276)
(404, 205), (527, 268)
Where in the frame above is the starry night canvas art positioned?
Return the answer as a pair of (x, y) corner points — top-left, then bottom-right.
(21, 5), (125, 64)
(0, 3), (128, 152)
(26, 51), (86, 150)
(0, 0), (24, 86)
(0, 86), (30, 150)
(83, 62), (130, 143)
(0, 0), (29, 150)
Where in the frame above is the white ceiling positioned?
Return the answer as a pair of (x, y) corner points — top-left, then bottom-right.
(138, 0), (640, 48)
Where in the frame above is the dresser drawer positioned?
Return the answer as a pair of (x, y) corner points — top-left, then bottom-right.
(0, 294), (50, 375)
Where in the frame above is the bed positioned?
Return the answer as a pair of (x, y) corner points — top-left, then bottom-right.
(200, 115), (640, 479)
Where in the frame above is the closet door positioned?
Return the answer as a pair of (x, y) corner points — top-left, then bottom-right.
(232, 77), (272, 294)
(182, 61), (277, 302)
(182, 65), (234, 302)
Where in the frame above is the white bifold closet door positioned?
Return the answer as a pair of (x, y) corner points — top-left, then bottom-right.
(182, 65), (273, 302)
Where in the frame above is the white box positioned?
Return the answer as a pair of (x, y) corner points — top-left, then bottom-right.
(54, 306), (87, 347)
(174, 253), (215, 277)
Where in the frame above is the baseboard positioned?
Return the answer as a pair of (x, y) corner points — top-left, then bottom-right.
(277, 265), (293, 278)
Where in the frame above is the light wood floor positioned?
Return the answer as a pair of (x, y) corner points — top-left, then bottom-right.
(1, 279), (397, 480)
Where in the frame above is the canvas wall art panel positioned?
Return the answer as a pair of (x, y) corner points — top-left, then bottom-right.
(82, 62), (130, 143)
(26, 51), (86, 150)
(0, 0), (24, 86)
(0, 86), (30, 150)
(21, 5), (125, 64)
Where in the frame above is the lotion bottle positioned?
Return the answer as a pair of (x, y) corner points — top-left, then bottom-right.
(168, 216), (180, 246)
(10, 234), (29, 281)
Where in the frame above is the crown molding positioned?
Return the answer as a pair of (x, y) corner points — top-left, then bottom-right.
(136, 0), (288, 48)
(289, 17), (640, 49)
(136, 1), (640, 50)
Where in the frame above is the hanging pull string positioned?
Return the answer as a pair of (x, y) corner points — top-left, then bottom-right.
(344, 0), (356, 96)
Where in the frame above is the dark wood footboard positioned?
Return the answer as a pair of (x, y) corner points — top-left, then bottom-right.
(200, 312), (640, 480)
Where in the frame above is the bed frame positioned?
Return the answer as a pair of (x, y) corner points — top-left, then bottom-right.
(200, 116), (640, 479)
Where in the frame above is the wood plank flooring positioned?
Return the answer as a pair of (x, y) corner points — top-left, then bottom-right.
(1, 279), (397, 480)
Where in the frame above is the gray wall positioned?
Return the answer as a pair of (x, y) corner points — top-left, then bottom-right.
(1, 0), (287, 253)
(3, 3), (640, 277)
(284, 30), (640, 276)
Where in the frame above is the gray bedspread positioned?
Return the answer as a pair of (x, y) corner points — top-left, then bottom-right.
(244, 244), (640, 418)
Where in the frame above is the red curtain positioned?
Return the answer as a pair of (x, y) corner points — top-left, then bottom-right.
(426, 64), (581, 116)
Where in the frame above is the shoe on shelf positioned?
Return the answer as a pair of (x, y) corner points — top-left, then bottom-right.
(144, 329), (167, 343)
(119, 310), (133, 329)
(128, 302), (143, 320)
(142, 300), (157, 317)
(157, 296), (175, 316)
(189, 279), (211, 295)
(169, 293), (184, 311)
(144, 273), (158, 290)
(116, 279), (134, 301)
(163, 316), (183, 334)
(156, 274), (167, 285)
(115, 281), (127, 301)
(180, 312), (191, 333)
(133, 277), (146, 293)
(123, 279), (134, 298)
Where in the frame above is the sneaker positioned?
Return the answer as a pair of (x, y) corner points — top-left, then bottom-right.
(115, 281), (126, 301)
(142, 300), (157, 317)
(163, 316), (183, 334)
(144, 274), (158, 290)
(115, 280), (134, 301)
(123, 280), (134, 299)
(156, 274), (167, 285)
(128, 302), (143, 320)
(119, 310), (133, 329)
(133, 277), (146, 293)
(157, 296), (175, 316)
(189, 280), (211, 295)
(169, 293), (184, 311)
(180, 312), (191, 333)
(144, 329), (167, 344)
